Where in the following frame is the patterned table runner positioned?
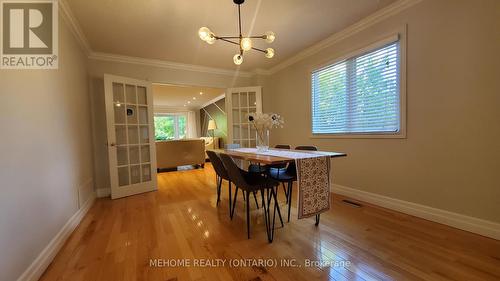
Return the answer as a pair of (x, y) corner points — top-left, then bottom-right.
(232, 148), (331, 219)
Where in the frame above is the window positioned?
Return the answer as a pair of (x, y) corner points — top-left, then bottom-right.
(154, 114), (187, 140)
(311, 40), (401, 135)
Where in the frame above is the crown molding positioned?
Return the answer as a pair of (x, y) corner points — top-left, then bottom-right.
(58, 0), (421, 78)
(264, 0), (422, 75)
(58, 0), (252, 78)
(58, 0), (92, 56)
(89, 52), (254, 78)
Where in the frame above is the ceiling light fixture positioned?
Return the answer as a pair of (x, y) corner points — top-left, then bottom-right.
(199, 92), (203, 95)
(198, 0), (275, 65)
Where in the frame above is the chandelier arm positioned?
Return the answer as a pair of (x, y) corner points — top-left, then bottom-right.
(218, 38), (240, 46)
(216, 36), (241, 39)
(251, 47), (267, 53)
(217, 35), (265, 39)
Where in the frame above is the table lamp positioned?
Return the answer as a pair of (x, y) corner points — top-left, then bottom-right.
(207, 119), (217, 146)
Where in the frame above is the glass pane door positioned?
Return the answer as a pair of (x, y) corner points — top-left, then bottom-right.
(227, 87), (262, 148)
(112, 83), (152, 187)
(105, 75), (157, 199)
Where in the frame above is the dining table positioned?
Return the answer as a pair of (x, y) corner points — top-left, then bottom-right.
(210, 147), (347, 242)
(211, 147), (347, 164)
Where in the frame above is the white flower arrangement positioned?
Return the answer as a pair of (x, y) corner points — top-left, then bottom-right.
(248, 113), (284, 151)
(248, 112), (285, 130)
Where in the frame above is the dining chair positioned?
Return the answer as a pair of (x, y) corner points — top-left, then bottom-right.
(208, 150), (260, 211)
(219, 153), (283, 241)
(206, 150), (233, 212)
(268, 145), (318, 222)
(275, 144), (291, 149)
(225, 143), (241, 149)
(224, 143), (262, 207)
(248, 144), (291, 174)
(266, 144), (291, 200)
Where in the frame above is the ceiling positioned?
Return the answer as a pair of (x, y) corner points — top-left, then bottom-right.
(68, 0), (396, 71)
(153, 84), (224, 109)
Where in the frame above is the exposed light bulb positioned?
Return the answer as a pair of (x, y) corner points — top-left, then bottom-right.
(206, 34), (216, 44)
(264, 31), (275, 43)
(198, 27), (211, 41)
(192, 97), (196, 100)
(187, 101), (191, 104)
(240, 38), (252, 51)
(233, 54), (243, 65)
(199, 92), (203, 95)
(265, 48), (275, 58)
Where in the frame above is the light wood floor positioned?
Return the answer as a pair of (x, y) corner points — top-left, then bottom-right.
(40, 164), (500, 281)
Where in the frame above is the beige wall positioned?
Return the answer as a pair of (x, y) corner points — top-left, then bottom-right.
(0, 18), (93, 281)
(88, 59), (254, 191)
(259, 0), (500, 223)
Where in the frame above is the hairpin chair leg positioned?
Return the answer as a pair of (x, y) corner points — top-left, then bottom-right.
(216, 176), (222, 206)
(230, 187), (239, 220)
(265, 186), (283, 227)
(228, 181), (232, 214)
(268, 186), (281, 243)
(287, 181), (293, 222)
(282, 182), (288, 203)
(271, 186), (284, 227)
(246, 190), (251, 239)
(260, 189), (270, 241)
(276, 169), (288, 203)
(315, 214), (320, 226)
(253, 191), (259, 209)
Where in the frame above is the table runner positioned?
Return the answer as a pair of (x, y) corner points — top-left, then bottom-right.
(232, 148), (331, 219)
(295, 156), (331, 218)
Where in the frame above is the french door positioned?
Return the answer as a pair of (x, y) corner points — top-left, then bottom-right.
(226, 87), (262, 147)
(104, 74), (157, 199)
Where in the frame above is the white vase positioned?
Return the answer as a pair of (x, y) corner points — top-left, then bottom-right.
(256, 129), (269, 152)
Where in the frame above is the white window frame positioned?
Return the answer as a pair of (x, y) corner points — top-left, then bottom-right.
(309, 31), (407, 139)
(154, 112), (188, 140)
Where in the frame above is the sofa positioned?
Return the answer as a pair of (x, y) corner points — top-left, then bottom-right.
(156, 139), (205, 170)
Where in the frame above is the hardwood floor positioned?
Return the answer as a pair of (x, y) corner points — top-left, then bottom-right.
(40, 164), (500, 281)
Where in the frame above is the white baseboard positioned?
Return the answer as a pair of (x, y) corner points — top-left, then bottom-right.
(96, 187), (110, 198)
(332, 184), (500, 240)
(16, 191), (96, 281)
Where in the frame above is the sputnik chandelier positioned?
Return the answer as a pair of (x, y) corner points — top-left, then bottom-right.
(198, 0), (275, 65)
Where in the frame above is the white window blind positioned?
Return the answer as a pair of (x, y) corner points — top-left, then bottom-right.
(312, 41), (400, 134)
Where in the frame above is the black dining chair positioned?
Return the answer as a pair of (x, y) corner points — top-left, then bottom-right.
(248, 144), (291, 175)
(208, 150), (260, 212)
(220, 153), (283, 241)
(206, 150), (232, 211)
(268, 145), (318, 222)
(225, 143), (241, 149)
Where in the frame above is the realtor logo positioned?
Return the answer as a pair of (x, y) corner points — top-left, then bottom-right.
(1, 0), (58, 69)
